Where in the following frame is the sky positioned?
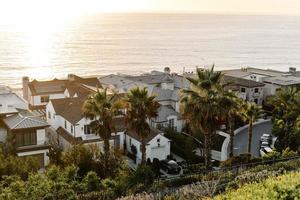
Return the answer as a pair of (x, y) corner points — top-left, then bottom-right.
(0, 0), (300, 22)
(0, 0), (300, 16)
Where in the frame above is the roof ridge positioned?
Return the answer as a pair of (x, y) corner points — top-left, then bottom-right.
(12, 115), (26, 129)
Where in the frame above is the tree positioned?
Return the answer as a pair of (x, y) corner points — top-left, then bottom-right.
(220, 92), (242, 158)
(181, 65), (226, 169)
(268, 86), (300, 151)
(241, 102), (263, 154)
(123, 87), (160, 165)
(82, 88), (122, 165)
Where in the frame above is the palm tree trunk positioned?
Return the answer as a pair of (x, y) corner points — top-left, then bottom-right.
(248, 121), (253, 154)
(204, 133), (212, 170)
(141, 137), (146, 165)
(104, 138), (110, 156)
(229, 118), (235, 158)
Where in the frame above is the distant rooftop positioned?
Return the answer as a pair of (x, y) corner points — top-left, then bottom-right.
(263, 75), (300, 86)
(222, 67), (290, 78)
(26, 74), (101, 96)
(3, 109), (49, 130)
(0, 90), (28, 115)
(223, 75), (265, 88)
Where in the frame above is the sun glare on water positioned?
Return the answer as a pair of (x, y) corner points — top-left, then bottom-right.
(0, 0), (152, 80)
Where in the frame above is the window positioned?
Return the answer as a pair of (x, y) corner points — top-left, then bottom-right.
(240, 87), (246, 93)
(254, 98), (258, 104)
(84, 125), (91, 135)
(157, 138), (160, 147)
(15, 131), (37, 147)
(48, 111), (51, 119)
(168, 119), (175, 129)
(129, 138), (132, 146)
(254, 88), (259, 93)
(41, 96), (50, 103)
(64, 120), (67, 129)
(71, 125), (73, 134)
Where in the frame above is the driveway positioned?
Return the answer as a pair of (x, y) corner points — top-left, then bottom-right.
(233, 119), (272, 157)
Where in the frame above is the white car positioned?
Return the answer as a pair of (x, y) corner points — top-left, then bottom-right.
(260, 146), (273, 157)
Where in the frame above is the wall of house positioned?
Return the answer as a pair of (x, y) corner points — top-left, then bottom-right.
(36, 129), (46, 145)
(31, 93), (65, 106)
(263, 83), (280, 99)
(75, 118), (94, 138)
(147, 134), (170, 161)
(58, 135), (72, 150)
(239, 86), (264, 105)
(0, 127), (7, 142)
(166, 115), (183, 132)
(46, 102), (60, 129)
(161, 82), (175, 90)
(125, 135), (142, 163)
(125, 134), (170, 163)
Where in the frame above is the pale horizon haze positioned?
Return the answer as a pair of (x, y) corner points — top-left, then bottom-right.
(0, 0), (300, 17)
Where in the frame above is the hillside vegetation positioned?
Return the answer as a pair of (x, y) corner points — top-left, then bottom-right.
(214, 172), (300, 200)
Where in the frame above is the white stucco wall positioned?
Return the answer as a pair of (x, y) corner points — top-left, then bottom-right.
(32, 93), (65, 106)
(238, 86), (264, 105)
(125, 133), (170, 163)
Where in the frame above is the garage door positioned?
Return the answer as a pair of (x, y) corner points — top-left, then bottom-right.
(151, 147), (166, 161)
(21, 153), (45, 169)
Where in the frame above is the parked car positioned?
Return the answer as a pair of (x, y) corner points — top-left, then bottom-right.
(261, 134), (272, 144)
(260, 146), (273, 157)
(160, 160), (181, 174)
(260, 141), (269, 148)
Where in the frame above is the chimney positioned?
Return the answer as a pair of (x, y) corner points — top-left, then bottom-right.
(68, 74), (76, 81)
(22, 76), (29, 101)
(164, 67), (171, 74)
(289, 67), (296, 74)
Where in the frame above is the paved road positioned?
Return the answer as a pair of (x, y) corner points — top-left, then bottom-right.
(233, 119), (273, 157)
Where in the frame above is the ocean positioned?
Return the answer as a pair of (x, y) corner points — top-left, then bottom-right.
(0, 13), (300, 88)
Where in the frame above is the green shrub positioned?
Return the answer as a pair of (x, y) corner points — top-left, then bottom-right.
(214, 172), (300, 200)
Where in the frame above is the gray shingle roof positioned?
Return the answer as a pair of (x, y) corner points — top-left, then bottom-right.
(3, 109), (49, 130)
(154, 105), (181, 122)
(126, 127), (164, 143)
(151, 87), (179, 101)
(126, 74), (174, 84)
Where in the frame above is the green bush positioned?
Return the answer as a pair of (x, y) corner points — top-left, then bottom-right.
(214, 172), (300, 200)
(0, 150), (39, 180)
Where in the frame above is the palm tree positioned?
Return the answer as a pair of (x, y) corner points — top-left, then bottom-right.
(268, 86), (300, 150)
(241, 102), (263, 154)
(181, 66), (225, 169)
(220, 91), (241, 158)
(82, 88), (122, 157)
(123, 87), (160, 165)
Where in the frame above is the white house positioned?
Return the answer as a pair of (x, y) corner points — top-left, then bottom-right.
(46, 98), (123, 151)
(223, 75), (265, 105)
(46, 97), (171, 161)
(125, 128), (171, 163)
(99, 69), (185, 132)
(222, 67), (300, 102)
(0, 87), (49, 168)
(150, 105), (183, 132)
